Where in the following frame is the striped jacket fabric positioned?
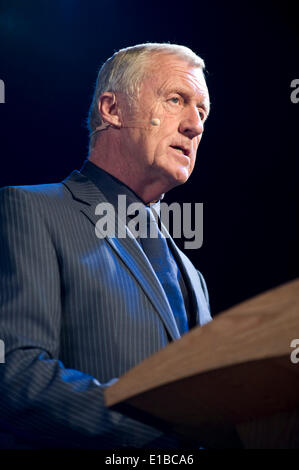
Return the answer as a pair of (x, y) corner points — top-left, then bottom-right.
(0, 170), (212, 448)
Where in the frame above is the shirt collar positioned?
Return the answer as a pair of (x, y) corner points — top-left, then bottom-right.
(80, 160), (163, 215)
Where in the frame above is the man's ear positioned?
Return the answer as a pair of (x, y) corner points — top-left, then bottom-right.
(97, 92), (122, 128)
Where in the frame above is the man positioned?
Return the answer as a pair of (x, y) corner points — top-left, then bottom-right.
(0, 43), (211, 448)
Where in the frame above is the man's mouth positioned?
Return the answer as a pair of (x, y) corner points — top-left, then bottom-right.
(170, 145), (190, 156)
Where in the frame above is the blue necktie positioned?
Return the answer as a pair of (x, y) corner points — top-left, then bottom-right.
(140, 206), (189, 335)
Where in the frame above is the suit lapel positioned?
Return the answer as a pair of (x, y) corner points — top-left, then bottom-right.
(63, 171), (180, 341)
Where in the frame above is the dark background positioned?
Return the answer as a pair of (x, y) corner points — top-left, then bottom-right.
(0, 0), (298, 315)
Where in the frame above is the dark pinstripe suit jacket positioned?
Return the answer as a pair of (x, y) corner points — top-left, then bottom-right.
(0, 170), (212, 448)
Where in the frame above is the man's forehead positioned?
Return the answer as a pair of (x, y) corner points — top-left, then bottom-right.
(148, 56), (206, 86)
(145, 56), (209, 106)
(159, 67), (207, 93)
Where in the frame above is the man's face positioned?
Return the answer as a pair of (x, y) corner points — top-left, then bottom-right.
(118, 54), (210, 198)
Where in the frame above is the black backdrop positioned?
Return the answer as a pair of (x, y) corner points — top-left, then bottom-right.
(0, 0), (298, 315)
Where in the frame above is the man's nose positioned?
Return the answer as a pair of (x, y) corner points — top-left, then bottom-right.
(178, 106), (204, 139)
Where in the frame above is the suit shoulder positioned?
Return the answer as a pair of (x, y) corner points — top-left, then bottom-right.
(0, 181), (71, 208)
(0, 181), (66, 197)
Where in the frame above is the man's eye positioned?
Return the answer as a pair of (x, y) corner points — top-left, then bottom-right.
(198, 109), (206, 121)
(169, 97), (180, 104)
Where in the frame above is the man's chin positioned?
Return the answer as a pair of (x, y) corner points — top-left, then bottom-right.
(173, 166), (191, 184)
(162, 168), (190, 192)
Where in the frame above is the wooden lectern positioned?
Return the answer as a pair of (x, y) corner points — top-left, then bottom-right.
(105, 279), (299, 448)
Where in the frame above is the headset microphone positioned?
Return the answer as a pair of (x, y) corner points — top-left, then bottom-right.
(91, 117), (161, 135)
(150, 118), (160, 126)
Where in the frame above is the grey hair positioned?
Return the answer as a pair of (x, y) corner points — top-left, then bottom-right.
(87, 43), (205, 149)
